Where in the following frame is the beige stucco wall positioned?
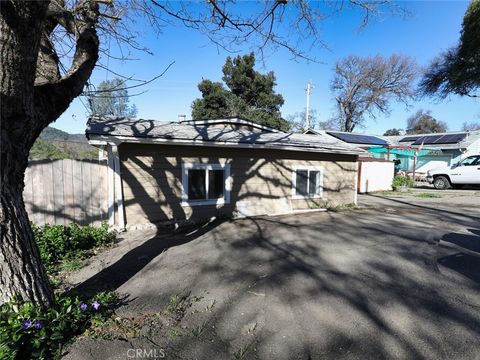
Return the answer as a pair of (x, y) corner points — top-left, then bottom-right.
(119, 143), (357, 225)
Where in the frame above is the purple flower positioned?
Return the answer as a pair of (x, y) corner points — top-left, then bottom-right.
(80, 303), (88, 311)
(21, 319), (32, 329)
(35, 321), (43, 330)
(91, 301), (100, 311)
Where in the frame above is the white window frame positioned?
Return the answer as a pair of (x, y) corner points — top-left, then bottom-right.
(291, 166), (324, 199)
(181, 163), (231, 206)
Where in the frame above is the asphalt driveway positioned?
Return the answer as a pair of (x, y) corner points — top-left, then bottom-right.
(65, 191), (480, 360)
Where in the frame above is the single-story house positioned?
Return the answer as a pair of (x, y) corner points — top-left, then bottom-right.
(86, 117), (363, 229)
(306, 128), (480, 174)
(382, 131), (480, 172)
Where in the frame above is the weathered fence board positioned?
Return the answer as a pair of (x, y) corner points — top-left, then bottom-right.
(23, 159), (108, 226)
(63, 159), (75, 223)
(52, 160), (65, 226)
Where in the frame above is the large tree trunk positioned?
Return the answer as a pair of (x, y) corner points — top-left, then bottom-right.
(0, 2), (53, 306)
(0, 162), (53, 305)
(1, 0), (99, 306)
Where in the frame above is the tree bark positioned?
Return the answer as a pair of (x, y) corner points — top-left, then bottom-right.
(0, 171), (53, 306)
(1, 0), (99, 306)
(0, 1), (53, 306)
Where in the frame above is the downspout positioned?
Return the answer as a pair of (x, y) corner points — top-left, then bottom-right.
(108, 142), (126, 231)
(354, 157), (359, 204)
(107, 145), (115, 226)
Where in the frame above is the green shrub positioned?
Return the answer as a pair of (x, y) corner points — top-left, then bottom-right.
(391, 175), (414, 191)
(0, 292), (118, 360)
(32, 223), (115, 274)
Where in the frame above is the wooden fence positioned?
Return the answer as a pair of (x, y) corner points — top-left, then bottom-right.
(23, 159), (108, 226)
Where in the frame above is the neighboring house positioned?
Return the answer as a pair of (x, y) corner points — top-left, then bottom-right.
(86, 117), (362, 229)
(305, 129), (389, 149)
(305, 129), (394, 192)
(306, 128), (480, 174)
(383, 131), (480, 173)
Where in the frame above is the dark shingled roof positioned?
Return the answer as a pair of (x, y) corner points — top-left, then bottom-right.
(86, 117), (363, 155)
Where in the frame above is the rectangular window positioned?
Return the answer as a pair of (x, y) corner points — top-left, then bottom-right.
(187, 170), (206, 200)
(182, 164), (230, 206)
(208, 170), (225, 199)
(293, 167), (323, 198)
(296, 170), (309, 196)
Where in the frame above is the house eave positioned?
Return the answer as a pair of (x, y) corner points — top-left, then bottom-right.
(87, 134), (363, 156)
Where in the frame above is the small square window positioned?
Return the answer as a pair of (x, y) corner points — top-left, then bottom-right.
(293, 167), (322, 198)
(182, 164), (230, 206)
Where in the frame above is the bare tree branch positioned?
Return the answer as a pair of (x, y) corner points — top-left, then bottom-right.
(82, 60), (174, 95)
(331, 54), (418, 132)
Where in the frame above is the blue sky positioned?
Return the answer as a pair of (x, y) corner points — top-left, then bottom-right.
(55, 1), (477, 135)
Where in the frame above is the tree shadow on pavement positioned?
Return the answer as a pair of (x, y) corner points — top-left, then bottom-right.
(438, 253), (480, 284)
(68, 219), (225, 298)
(438, 228), (480, 285)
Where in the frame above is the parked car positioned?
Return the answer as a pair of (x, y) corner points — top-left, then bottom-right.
(427, 155), (480, 189)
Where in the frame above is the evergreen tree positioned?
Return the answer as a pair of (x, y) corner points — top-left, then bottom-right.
(192, 53), (290, 131)
(420, 0), (480, 98)
(88, 78), (138, 117)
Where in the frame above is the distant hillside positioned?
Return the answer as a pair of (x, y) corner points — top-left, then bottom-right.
(38, 126), (71, 141)
(29, 127), (98, 160)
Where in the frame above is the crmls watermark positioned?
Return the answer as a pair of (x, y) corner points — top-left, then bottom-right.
(126, 348), (166, 358)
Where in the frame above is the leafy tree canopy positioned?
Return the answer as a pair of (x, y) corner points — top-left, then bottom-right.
(383, 128), (402, 136)
(88, 78), (138, 117)
(191, 53), (290, 131)
(406, 110), (448, 134)
(420, 0), (480, 98)
(331, 54), (418, 132)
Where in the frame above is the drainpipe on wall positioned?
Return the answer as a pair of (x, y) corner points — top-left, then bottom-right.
(354, 159), (359, 204)
(107, 145), (115, 226)
(107, 143), (126, 231)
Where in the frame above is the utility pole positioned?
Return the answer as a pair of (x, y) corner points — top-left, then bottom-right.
(305, 82), (313, 129)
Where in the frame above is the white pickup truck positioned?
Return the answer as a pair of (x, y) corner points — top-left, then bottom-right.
(427, 155), (480, 189)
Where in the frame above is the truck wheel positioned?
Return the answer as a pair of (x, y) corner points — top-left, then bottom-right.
(433, 176), (451, 190)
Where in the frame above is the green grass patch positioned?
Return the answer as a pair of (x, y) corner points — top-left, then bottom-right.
(58, 257), (89, 272)
(327, 203), (359, 212)
(308, 202), (324, 210)
(414, 192), (441, 198)
(378, 190), (408, 196)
